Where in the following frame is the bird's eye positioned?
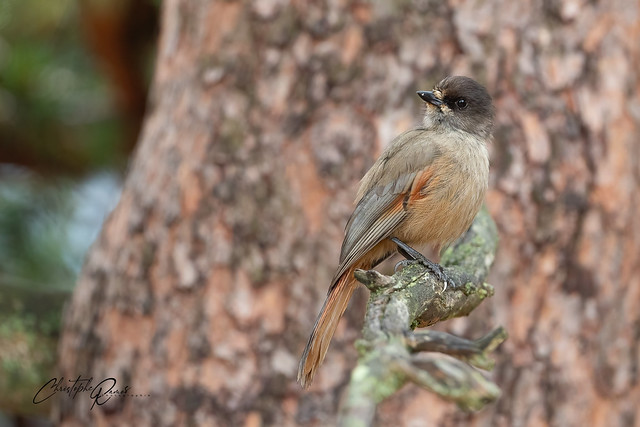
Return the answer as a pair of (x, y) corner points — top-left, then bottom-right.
(455, 98), (468, 109)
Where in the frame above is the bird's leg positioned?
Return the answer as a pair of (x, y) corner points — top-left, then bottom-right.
(391, 237), (454, 289)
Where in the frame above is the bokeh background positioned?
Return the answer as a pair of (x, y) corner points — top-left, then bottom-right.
(3, 0), (640, 426)
(0, 0), (156, 424)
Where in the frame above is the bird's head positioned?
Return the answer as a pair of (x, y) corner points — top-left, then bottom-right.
(417, 76), (494, 138)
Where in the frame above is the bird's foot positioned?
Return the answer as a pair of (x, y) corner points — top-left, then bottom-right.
(394, 259), (416, 273)
(391, 237), (454, 291)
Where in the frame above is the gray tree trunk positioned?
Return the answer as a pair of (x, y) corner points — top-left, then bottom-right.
(55, 0), (640, 425)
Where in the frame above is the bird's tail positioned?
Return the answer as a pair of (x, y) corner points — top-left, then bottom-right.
(297, 266), (357, 388)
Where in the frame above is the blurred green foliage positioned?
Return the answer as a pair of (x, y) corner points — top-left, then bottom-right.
(0, 0), (128, 173)
(0, 0), (155, 420)
(0, 170), (122, 418)
(0, 172), (75, 290)
(0, 296), (61, 416)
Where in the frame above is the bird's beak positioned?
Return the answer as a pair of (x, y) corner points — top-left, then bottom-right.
(417, 91), (443, 106)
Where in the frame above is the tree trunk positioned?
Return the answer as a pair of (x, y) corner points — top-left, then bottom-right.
(55, 0), (640, 425)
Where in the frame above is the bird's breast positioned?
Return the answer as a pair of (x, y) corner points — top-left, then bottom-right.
(394, 136), (489, 248)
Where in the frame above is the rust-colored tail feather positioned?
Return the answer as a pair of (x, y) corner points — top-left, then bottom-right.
(298, 268), (357, 388)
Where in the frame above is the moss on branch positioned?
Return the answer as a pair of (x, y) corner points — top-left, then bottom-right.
(339, 207), (505, 427)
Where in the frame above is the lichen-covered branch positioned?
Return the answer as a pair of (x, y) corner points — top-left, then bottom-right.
(339, 207), (504, 427)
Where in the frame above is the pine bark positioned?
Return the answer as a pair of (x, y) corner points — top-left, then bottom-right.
(55, 0), (640, 425)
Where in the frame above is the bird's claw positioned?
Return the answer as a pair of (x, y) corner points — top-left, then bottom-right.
(421, 259), (451, 290)
(394, 259), (415, 273)
(391, 237), (454, 290)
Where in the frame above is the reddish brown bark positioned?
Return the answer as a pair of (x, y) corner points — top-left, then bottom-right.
(56, 0), (640, 425)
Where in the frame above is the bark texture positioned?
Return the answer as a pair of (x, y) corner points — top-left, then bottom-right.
(56, 0), (640, 426)
(341, 208), (505, 425)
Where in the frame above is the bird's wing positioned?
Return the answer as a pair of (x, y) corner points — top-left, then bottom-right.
(330, 130), (440, 288)
(335, 173), (414, 276)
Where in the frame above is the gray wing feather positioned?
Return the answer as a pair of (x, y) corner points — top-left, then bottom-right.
(330, 128), (438, 287)
(331, 172), (416, 285)
(339, 172), (416, 262)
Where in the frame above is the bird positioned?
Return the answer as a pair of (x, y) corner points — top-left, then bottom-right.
(298, 76), (495, 388)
